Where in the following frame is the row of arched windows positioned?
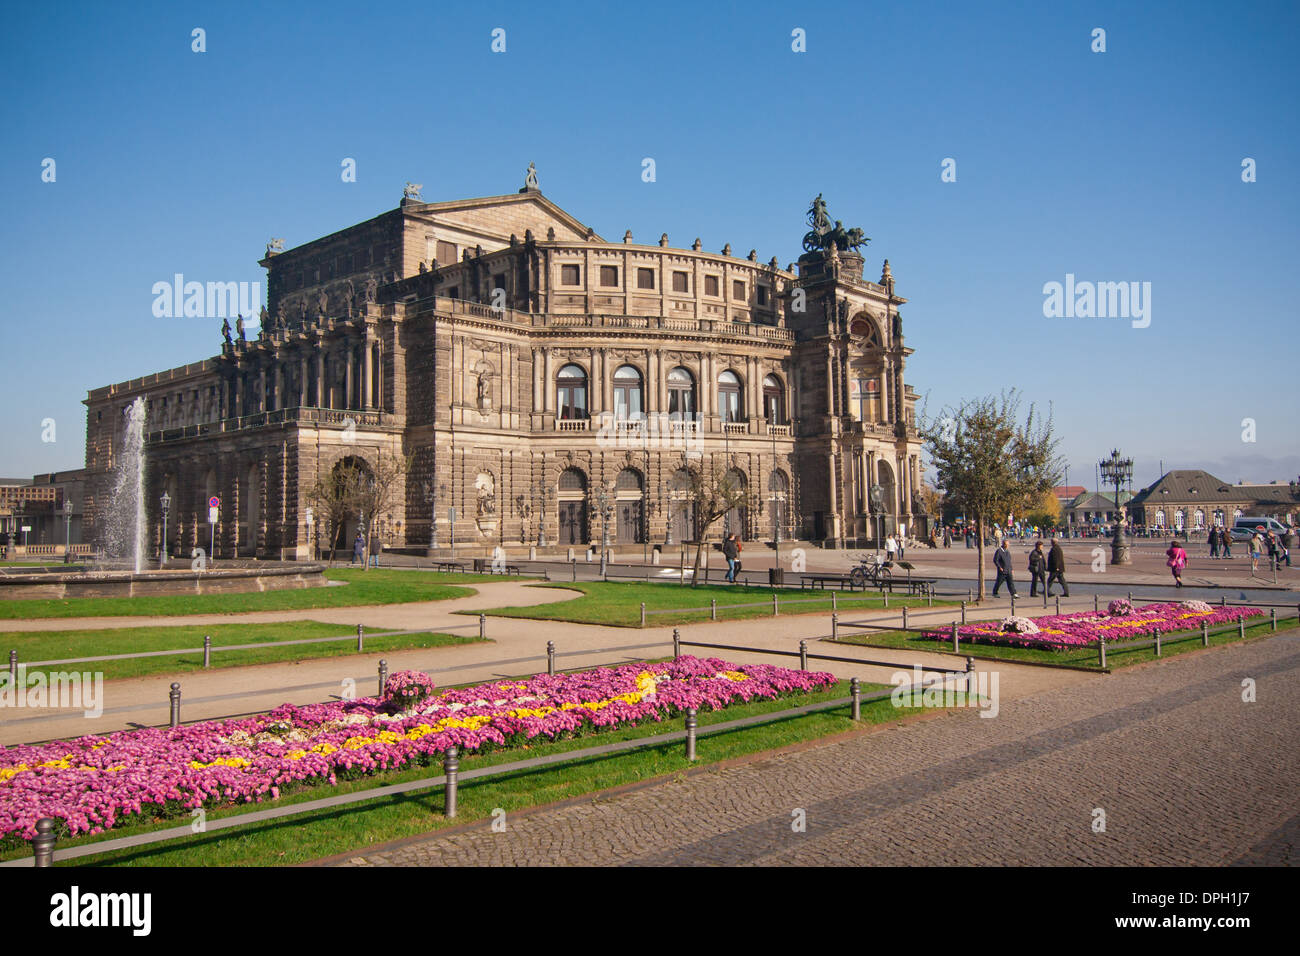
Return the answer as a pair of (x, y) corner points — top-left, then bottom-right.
(557, 364), (786, 423)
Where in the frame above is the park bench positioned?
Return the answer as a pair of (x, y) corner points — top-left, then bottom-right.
(435, 561), (466, 573)
(800, 573), (861, 591)
(891, 561), (937, 596)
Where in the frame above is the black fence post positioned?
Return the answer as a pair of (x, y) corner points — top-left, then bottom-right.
(33, 817), (56, 868)
(1238, 618), (1245, 640)
(1154, 632), (1161, 656)
(356, 624), (364, 652)
(799, 639), (808, 671)
(710, 598), (717, 621)
(479, 613), (486, 640)
(1270, 608), (1277, 631)
(850, 677), (861, 721)
(378, 659), (388, 697)
(443, 747), (458, 818)
(202, 635), (211, 669)
(685, 707), (698, 761)
(1055, 596), (1061, 615)
(169, 682), (181, 728)
(547, 640), (556, 675)
(672, 628), (680, 659)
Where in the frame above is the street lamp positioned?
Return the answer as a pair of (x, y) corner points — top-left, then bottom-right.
(1098, 449), (1133, 565)
(594, 482), (615, 578)
(63, 499), (73, 561)
(869, 483), (884, 557)
(304, 507), (315, 560)
(423, 478), (437, 554)
(160, 491), (171, 565)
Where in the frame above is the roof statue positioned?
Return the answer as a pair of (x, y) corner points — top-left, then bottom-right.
(524, 162), (539, 190)
(802, 196), (870, 253)
(403, 182), (423, 201)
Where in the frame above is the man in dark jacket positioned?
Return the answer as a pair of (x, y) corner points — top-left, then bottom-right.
(992, 541), (1016, 597)
(723, 534), (740, 583)
(1047, 538), (1070, 597)
(1028, 541), (1047, 597)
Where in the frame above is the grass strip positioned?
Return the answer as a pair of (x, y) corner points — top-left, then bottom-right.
(2, 621), (486, 681)
(0, 569), (486, 620)
(471, 580), (941, 627)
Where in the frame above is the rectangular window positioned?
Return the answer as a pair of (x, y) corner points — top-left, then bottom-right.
(447, 286), (459, 299)
(757, 285), (769, 306)
(561, 264), (581, 285)
(436, 241), (457, 264)
(672, 271), (689, 292)
(705, 275), (719, 296)
(492, 273), (506, 294)
(733, 280), (746, 300)
(637, 267), (655, 289)
(600, 265), (619, 287)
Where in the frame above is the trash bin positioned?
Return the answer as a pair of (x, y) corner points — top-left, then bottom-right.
(769, 567), (784, 586)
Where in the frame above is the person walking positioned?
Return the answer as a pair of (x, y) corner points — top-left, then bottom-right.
(369, 530), (382, 568)
(1028, 541), (1046, 597)
(1250, 528), (1264, 574)
(964, 525), (974, 549)
(992, 539), (1017, 598)
(1046, 537), (1070, 597)
(885, 534), (897, 562)
(1208, 526), (1220, 560)
(352, 530), (365, 565)
(1166, 538), (1188, 587)
(723, 533), (740, 583)
(1265, 531), (1279, 572)
(1283, 526), (1295, 568)
(943, 527), (952, 549)
(1221, 527), (1233, 559)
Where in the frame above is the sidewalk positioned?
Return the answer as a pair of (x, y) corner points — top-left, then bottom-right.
(0, 582), (1093, 746)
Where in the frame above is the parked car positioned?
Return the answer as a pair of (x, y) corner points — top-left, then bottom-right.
(1228, 517), (1290, 542)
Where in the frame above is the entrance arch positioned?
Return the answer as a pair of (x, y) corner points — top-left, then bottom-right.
(614, 468), (644, 544)
(557, 467), (589, 546)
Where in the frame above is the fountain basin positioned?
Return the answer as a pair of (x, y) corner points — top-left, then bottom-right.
(0, 562), (330, 601)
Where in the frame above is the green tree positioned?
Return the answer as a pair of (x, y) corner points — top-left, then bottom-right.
(920, 391), (1063, 600)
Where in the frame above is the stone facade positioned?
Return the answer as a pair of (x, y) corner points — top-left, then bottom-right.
(82, 183), (926, 558)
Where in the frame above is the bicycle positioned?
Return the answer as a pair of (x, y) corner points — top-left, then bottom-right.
(849, 555), (893, 590)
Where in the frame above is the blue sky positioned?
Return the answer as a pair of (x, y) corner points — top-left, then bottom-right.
(2, 0), (1297, 489)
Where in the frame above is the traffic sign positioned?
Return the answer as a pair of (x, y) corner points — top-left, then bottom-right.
(208, 507), (219, 524)
(209, 496), (220, 508)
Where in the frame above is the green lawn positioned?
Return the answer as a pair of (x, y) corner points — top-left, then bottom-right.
(470, 580), (941, 627)
(833, 615), (1299, 670)
(19, 679), (927, 867)
(0, 569), (494, 620)
(3, 621), (486, 681)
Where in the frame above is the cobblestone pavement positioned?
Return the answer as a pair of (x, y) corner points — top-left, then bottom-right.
(332, 633), (1300, 866)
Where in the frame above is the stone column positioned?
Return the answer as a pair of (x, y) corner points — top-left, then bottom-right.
(344, 343), (354, 410)
(258, 366), (267, 413)
(315, 349), (325, 408)
(299, 353), (309, 407)
(362, 336), (373, 409)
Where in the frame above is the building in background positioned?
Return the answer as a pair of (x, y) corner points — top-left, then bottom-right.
(0, 471), (86, 552)
(1127, 469), (1299, 534)
(80, 176), (926, 558)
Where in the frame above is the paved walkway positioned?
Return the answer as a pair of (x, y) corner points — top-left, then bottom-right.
(332, 631), (1300, 867)
(2, 583), (1092, 745)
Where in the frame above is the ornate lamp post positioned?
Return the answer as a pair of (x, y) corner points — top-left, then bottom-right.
(160, 492), (171, 565)
(1099, 449), (1133, 565)
(423, 478), (437, 554)
(869, 483), (884, 557)
(594, 482), (615, 578)
(63, 499), (73, 559)
(532, 479), (553, 548)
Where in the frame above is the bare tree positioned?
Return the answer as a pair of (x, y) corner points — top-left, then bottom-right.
(920, 391), (1062, 600)
(352, 450), (412, 569)
(682, 460), (750, 587)
(304, 461), (367, 567)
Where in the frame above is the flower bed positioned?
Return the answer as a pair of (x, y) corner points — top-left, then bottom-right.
(0, 656), (835, 846)
(926, 602), (1265, 650)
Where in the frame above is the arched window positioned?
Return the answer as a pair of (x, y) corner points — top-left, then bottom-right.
(1233, 509), (1243, 521)
(557, 468), (588, 545)
(718, 370), (743, 423)
(613, 365), (643, 420)
(1194, 509), (1205, 530)
(1155, 509), (1166, 529)
(763, 374), (785, 425)
(1213, 509), (1224, 527)
(1174, 509), (1185, 531)
(556, 364), (588, 420)
(667, 367), (695, 419)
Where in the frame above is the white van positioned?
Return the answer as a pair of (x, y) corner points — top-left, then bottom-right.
(1229, 517), (1290, 542)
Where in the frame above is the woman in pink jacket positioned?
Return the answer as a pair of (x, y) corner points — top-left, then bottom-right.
(1166, 539), (1188, 588)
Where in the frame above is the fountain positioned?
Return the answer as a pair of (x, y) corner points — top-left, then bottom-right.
(101, 396), (147, 572)
(0, 396), (328, 600)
